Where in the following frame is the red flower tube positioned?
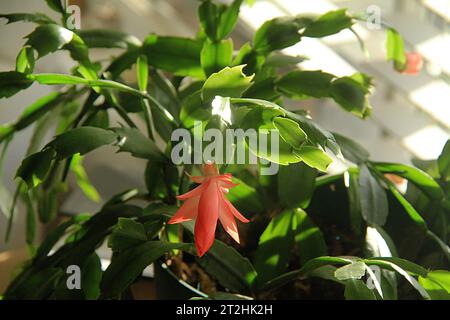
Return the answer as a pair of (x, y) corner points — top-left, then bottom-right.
(400, 52), (423, 75)
(168, 162), (250, 257)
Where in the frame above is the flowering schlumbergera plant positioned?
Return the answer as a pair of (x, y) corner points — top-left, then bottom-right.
(0, 0), (449, 300)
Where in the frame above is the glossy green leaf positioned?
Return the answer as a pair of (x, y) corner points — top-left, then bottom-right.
(34, 215), (90, 261)
(249, 130), (302, 166)
(0, 71), (34, 99)
(286, 111), (341, 156)
(108, 218), (147, 253)
(83, 109), (110, 129)
(335, 261), (366, 280)
(236, 101), (284, 130)
(202, 65), (254, 102)
(411, 158), (440, 179)
(253, 16), (305, 54)
(25, 24), (91, 68)
(217, 0), (243, 40)
(145, 162), (168, 199)
(232, 42), (265, 74)
(344, 279), (377, 300)
(359, 165), (388, 226)
(264, 53), (306, 68)
(277, 70), (334, 99)
(33, 73), (88, 85)
(262, 256), (353, 291)
(293, 209), (327, 265)
(303, 9), (353, 38)
(106, 48), (141, 79)
(277, 162), (316, 209)
(334, 133), (370, 164)
(180, 91), (211, 129)
(198, 0), (242, 41)
(23, 191), (36, 246)
(82, 253), (102, 300)
(427, 231), (450, 263)
(366, 257), (430, 299)
(16, 46), (36, 74)
(273, 117), (307, 149)
(37, 187), (58, 223)
(0, 91), (73, 144)
(438, 140), (450, 181)
(136, 55), (148, 92)
(0, 13), (54, 24)
(226, 176), (264, 213)
(365, 257), (428, 277)
(78, 29), (141, 49)
(143, 35), (204, 78)
(198, 0), (223, 41)
(4, 267), (63, 300)
(149, 68), (180, 116)
(386, 28), (406, 67)
(347, 170), (363, 234)
(48, 127), (117, 158)
(373, 162), (443, 200)
(365, 226), (398, 258)
(201, 39), (233, 76)
(419, 270), (450, 300)
(243, 77), (280, 101)
(70, 154), (101, 202)
(45, 0), (65, 14)
(385, 180), (427, 231)
(15, 148), (55, 189)
(16, 92), (63, 131)
(102, 241), (190, 298)
(330, 74), (372, 118)
(294, 146), (332, 172)
(254, 209), (296, 286)
(113, 127), (166, 162)
(198, 240), (257, 294)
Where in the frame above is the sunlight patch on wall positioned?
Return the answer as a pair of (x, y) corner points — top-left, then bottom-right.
(402, 125), (449, 159)
(409, 81), (450, 129)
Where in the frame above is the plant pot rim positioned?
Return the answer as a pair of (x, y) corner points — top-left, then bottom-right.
(158, 259), (209, 299)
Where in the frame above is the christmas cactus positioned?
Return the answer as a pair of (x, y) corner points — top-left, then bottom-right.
(0, 0), (449, 300)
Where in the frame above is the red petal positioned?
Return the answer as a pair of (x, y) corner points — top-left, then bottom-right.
(218, 194), (240, 243)
(219, 179), (239, 189)
(177, 181), (208, 200)
(217, 174), (238, 188)
(195, 180), (219, 257)
(168, 197), (200, 224)
(186, 172), (205, 184)
(222, 196), (250, 223)
(401, 52), (423, 75)
(218, 173), (233, 181)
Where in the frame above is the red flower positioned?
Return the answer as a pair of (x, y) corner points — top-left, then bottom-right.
(400, 52), (423, 75)
(168, 162), (250, 257)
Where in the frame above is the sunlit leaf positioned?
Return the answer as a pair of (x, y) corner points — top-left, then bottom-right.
(143, 35), (204, 78)
(294, 146), (332, 172)
(278, 162), (316, 209)
(253, 16), (305, 54)
(303, 9), (353, 38)
(277, 70), (334, 99)
(201, 39), (233, 76)
(202, 65), (254, 102)
(386, 28), (406, 68)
